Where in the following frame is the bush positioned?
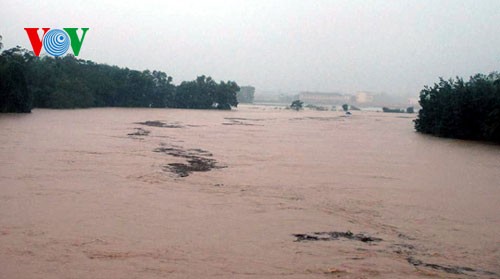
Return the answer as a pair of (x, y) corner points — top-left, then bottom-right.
(414, 72), (500, 142)
(290, 100), (303, 111)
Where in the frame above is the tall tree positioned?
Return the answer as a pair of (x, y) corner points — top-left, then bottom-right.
(415, 72), (500, 142)
(0, 46), (32, 112)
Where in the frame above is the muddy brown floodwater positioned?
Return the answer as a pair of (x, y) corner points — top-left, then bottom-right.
(0, 106), (499, 279)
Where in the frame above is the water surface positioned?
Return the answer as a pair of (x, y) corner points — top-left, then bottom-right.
(0, 107), (498, 278)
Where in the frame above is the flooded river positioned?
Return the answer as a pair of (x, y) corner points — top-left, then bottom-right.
(0, 106), (498, 278)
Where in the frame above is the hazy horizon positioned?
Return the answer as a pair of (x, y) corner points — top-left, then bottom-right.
(1, 0), (499, 96)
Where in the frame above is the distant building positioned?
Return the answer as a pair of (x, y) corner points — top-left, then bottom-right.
(299, 92), (350, 105)
(355, 91), (374, 104)
(236, 86), (255, 104)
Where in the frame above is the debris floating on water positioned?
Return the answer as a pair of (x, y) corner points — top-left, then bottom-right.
(127, 127), (150, 137)
(154, 144), (225, 177)
(136, 120), (183, 128)
(293, 231), (382, 243)
(406, 257), (496, 276)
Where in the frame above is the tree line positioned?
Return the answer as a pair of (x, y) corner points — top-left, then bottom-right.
(414, 72), (500, 142)
(0, 42), (239, 113)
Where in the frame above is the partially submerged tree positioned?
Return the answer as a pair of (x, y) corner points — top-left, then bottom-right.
(414, 72), (500, 142)
(173, 76), (239, 110)
(0, 46), (32, 112)
(0, 37), (239, 111)
(290, 100), (303, 111)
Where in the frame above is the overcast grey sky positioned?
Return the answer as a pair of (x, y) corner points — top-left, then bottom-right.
(1, 0), (499, 96)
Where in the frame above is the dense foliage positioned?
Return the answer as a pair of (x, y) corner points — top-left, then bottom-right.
(414, 72), (500, 142)
(0, 47), (32, 112)
(0, 44), (239, 112)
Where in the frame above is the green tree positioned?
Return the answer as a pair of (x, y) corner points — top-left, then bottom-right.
(150, 70), (175, 107)
(174, 76), (238, 110)
(342, 103), (349, 111)
(290, 100), (303, 111)
(215, 80), (239, 109)
(0, 46), (32, 112)
(174, 76), (215, 109)
(415, 72), (500, 142)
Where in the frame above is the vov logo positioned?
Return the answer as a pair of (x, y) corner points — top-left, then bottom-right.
(24, 28), (89, 57)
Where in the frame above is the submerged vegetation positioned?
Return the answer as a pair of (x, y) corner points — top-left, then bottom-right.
(415, 72), (500, 142)
(0, 43), (239, 113)
(290, 100), (303, 111)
